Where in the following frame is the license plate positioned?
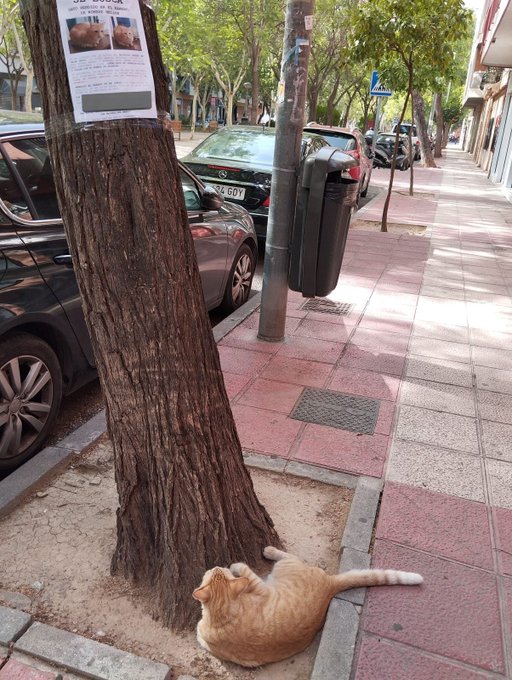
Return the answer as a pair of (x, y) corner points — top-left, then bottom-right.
(212, 184), (246, 200)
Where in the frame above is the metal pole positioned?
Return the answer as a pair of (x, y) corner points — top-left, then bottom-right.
(372, 96), (382, 155)
(258, 0), (314, 342)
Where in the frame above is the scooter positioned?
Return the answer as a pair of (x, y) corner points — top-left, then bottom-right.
(370, 134), (410, 171)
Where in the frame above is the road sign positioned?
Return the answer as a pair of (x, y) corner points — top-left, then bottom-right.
(370, 70), (392, 97)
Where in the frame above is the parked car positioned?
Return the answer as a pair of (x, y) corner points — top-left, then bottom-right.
(373, 133), (411, 170)
(303, 124), (373, 203)
(181, 126), (332, 238)
(391, 123), (421, 160)
(0, 123), (258, 471)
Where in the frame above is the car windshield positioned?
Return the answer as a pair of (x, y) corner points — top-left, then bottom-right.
(312, 133), (356, 152)
(192, 129), (276, 165)
(397, 124), (417, 135)
(377, 135), (395, 142)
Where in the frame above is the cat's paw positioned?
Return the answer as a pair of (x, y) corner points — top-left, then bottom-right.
(263, 546), (283, 561)
(230, 562), (247, 577)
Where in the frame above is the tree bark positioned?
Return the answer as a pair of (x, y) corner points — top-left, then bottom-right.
(434, 92), (444, 158)
(381, 65), (413, 233)
(412, 89), (436, 168)
(21, 0), (280, 631)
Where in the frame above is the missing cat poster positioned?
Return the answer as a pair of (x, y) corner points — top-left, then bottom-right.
(57, 0), (157, 123)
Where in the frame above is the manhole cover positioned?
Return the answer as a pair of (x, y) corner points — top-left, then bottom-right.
(300, 299), (353, 315)
(291, 387), (380, 434)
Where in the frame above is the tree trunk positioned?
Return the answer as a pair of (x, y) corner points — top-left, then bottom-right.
(171, 67), (179, 120)
(412, 89), (436, 168)
(381, 67), (413, 232)
(250, 49), (260, 124)
(408, 106), (414, 196)
(21, 0), (280, 631)
(434, 92), (444, 158)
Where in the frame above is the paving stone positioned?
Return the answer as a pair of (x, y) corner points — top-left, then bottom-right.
(396, 405), (479, 454)
(408, 336), (471, 363)
(0, 591), (32, 611)
(387, 440), (485, 502)
(376, 482), (493, 569)
(412, 320), (470, 344)
(487, 459), (512, 510)
(473, 346), (512, 370)
(363, 541), (504, 673)
(481, 420), (512, 462)
(0, 606), (32, 646)
(354, 634), (499, 680)
(311, 599), (359, 680)
(14, 623), (171, 680)
(400, 378), (475, 417)
(477, 390), (512, 424)
(474, 366), (512, 395)
(405, 355), (473, 387)
(0, 658), (56, 679)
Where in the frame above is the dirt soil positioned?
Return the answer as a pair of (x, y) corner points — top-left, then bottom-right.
(0, 437), (353, 680)
(350, 218), (427, 235)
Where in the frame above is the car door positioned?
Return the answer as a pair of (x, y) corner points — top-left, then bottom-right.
(179, 168), (228, 309)
(0, 134), (96, 367)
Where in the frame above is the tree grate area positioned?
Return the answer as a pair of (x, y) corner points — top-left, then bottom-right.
(300, 299), (353, 316)
(291, 387), (380, 435)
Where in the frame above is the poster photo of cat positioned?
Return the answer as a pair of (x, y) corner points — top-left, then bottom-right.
(111, 18), (142, 51)
(67, 18), (112, 53)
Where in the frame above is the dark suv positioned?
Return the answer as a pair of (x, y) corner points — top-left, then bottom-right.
(0, 122), (258, 470)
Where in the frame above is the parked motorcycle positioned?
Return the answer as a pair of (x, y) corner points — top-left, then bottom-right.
(369, 133), (411, 171)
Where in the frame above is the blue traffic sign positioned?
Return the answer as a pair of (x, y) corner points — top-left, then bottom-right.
(370, 70), (392, 97)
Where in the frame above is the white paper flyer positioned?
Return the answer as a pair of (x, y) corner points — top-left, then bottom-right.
(57, 0), (157, 123)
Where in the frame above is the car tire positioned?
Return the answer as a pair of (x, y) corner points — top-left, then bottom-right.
(360, 175), (369, 198)
(221, 243), (255, 313)
(0, 333), (63, 471)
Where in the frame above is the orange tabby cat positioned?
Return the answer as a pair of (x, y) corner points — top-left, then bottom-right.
(113, 25), (135, 48)
(193, 546), (423, 667)
(69, 22), (105, 49)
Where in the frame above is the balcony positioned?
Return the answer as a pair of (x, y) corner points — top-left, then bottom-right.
(481, 0), (512, 67)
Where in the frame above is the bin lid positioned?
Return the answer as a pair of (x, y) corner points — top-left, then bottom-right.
(301, 147), (357, 188)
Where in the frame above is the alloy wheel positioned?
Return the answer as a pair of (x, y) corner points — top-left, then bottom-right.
(231, 253), (253, 307)
(0, 355), (54, 460)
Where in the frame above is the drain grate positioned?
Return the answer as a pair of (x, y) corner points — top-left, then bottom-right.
(291, 387), (380, 435)
(300, 299), (353, 316)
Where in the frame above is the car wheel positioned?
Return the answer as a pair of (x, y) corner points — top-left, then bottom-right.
(0, 333), (62, 471)
(221, 243), (255, 313)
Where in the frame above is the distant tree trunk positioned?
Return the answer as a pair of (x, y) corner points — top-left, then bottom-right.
(412, 89), (436, 168)
(340, 88), (357, 127)
(434, 93), (444, 157)
(22, 0), (280, 631)
(381, 65), (413, 232)
(171, 67), (179, 120)
(408, 107), (414, 196)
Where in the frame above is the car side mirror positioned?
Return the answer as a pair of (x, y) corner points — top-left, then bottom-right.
(201, 185), (224, 210)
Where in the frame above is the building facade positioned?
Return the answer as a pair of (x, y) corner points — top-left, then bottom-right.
(463, 0), (512, 202)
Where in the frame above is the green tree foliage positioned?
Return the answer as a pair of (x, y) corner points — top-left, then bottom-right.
(346, 0), (472, 229)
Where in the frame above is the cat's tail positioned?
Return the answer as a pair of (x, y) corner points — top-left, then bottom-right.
(330, 569), (423, 594)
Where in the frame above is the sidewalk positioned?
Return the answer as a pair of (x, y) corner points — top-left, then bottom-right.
(2, 147), (512, 679)
(217, 148), (512, 678)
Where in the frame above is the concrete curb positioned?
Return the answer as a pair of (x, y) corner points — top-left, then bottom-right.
(311, 475), (383, 680)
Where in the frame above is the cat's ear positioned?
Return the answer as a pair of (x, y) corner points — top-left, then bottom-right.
(228, 577), (249, 599)
(192, 585), (211, 603)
